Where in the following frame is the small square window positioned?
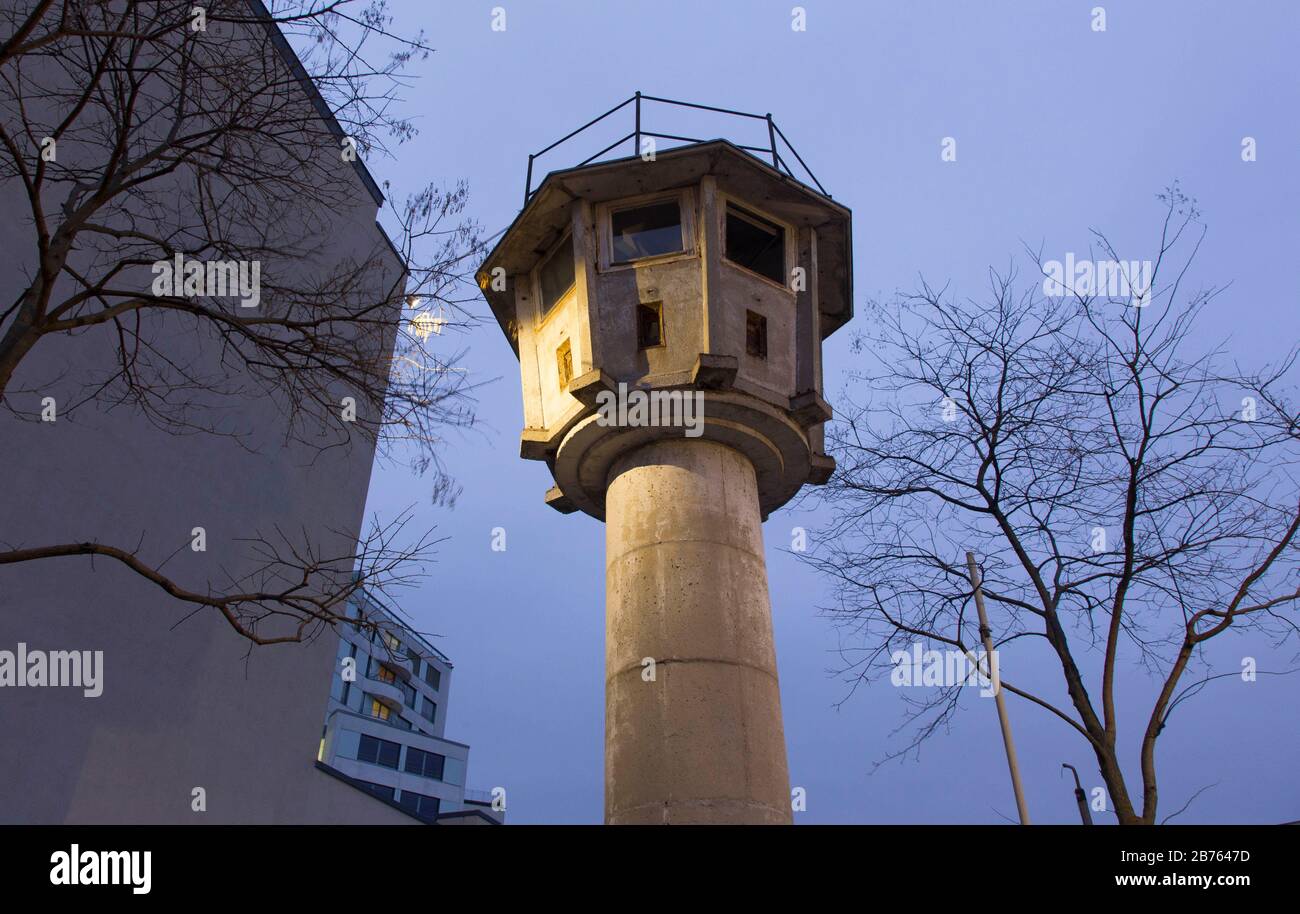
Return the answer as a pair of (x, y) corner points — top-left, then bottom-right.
(637, 301), (664, 349)
(557, 339), (573, 389)
(538, 233), (575, 314)
(746, 310), (767, 360)
(611, 199), (683, 263)
(726, 204), (786, 285)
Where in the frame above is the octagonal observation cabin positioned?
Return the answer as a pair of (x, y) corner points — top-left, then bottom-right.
(477, 93), (853, 521)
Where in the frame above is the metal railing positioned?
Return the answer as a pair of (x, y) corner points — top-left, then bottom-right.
(523, 92), (830, 205)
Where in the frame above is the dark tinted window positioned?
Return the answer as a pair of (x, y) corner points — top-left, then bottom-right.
(359, 781), (395, 802)
(421, 696), (437, 724)
(726, 204), (785, 284)
(423, 663), (441, 691)
(611, 200), (682, 262)
(539, 234), (575, 314)
(357, 734), (401, 769)
(399, 790), (441, 822)
(404, 746), (446, 781)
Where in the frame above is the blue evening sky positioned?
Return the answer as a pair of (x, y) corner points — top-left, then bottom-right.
(358, 1), (1300, 823)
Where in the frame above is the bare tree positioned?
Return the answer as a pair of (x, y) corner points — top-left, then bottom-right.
(804, 185), (1300, 824)
(0, 1), (484, 645)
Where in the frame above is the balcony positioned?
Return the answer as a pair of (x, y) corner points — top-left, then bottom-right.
(364, 678), (406, 712)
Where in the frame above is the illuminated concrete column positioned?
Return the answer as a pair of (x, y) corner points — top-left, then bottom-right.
(604, 438), (790, 824)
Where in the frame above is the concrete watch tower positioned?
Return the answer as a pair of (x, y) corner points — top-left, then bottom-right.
(479, 97), (852, 824)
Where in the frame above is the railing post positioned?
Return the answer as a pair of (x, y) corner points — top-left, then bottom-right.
(524, 154), (534, 206)
(766, 113), (778, 167)
(634, 91), (642, 157)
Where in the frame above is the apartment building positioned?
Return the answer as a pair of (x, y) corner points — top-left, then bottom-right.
(317, 588), (503, 824)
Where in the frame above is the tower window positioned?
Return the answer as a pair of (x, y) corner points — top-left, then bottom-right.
(538, 232), (575, 315)
(557, 339), (573, 389)
(611, 199), (683, 262)
(637, 301), (664, 349)
(746, 310), (767, 360)
(726, 204), (786, 285)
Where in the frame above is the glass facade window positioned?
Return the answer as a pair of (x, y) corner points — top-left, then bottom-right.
(357, 734), (401, 769)
(423, 663), (441, 692)
(420, 696), (437, 724)
(401, 680), (418, 708)
(398, 790), (441, 823)
(404, 746), (446, 781)
(359, 781), (395, 802)
(364, 695), (391, 722)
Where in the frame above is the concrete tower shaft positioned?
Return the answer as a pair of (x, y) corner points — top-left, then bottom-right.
(605, 438), (790, 824)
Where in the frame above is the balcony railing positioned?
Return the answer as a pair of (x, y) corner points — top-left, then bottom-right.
(523, 91), (830, 206)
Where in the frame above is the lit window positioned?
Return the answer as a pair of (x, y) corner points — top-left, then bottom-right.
(538, 233), (575, 314)
(369, 659), (397, 684)
(611, 199), (683, 263)
(726, 204), (785, 285)
(637, 301), (664, 349)
(366, 696), (391, 721)
(746, 310), (767, 360)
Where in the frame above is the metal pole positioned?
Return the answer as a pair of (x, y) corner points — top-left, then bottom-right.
(766, 113), (778, 167)
(634, 91), (641, 157)
(1062, 764), (1094, 825)
(524, 154), (534, 207)
(966, 551), (1031, 825)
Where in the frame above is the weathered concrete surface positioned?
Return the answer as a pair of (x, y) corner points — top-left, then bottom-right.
(604, 438), (791, 824)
